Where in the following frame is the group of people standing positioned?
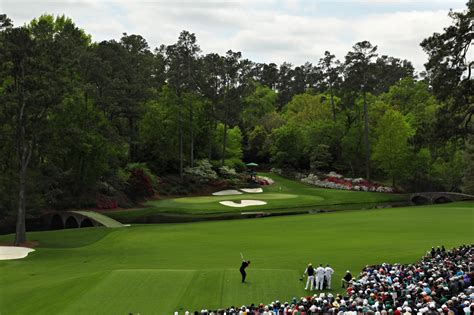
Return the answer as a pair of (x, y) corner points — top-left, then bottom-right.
(303, 264), (335, 290)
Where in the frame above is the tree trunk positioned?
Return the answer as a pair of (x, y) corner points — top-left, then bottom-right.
(330, 91), (336, 122)
(221, 93), (229, 166)
(189, 100), (194, 167)
(179, 98), (183, 179)
(128, 116), (136, 161)
(208, 120), (214, 160)
(14, 164), (27, 245)
(14, 60), (30, 246)
(363, 92), (371, 181)
(14, 140), (32, 246)
(221, 123), (228, 166)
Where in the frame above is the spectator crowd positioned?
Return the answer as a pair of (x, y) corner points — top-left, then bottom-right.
(176, 245), (473, 315)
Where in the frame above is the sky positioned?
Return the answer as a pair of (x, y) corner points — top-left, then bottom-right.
(1, 0), (469, 72)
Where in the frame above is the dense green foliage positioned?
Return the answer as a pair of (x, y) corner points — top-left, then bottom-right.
(0, 202), (472, 314)
(0, 3), (472, 238)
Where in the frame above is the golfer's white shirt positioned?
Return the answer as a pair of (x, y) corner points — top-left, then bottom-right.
(316, 267), (326, 278)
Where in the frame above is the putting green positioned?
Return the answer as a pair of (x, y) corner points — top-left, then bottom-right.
(174, 193), (300, 203)
(0, 202), (472, 314)
(107, 174), (405, 222)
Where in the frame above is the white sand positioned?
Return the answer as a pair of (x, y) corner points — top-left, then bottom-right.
(240, 188), (263, 193)
(219, 200), (267, 207)
(0, 246), (35, 260)
(212, 189), (243, 196)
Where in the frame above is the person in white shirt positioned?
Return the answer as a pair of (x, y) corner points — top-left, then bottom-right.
(325, 264), (334, 289)
(315, 263), (326, 290)
(303, 263), (315, 290)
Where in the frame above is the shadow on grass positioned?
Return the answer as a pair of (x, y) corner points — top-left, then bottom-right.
(0, 227), (112, 248)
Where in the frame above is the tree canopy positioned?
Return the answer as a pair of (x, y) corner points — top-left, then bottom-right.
(0, 2), (472, 242)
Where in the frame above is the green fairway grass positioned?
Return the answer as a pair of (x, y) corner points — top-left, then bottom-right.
(0, 202), (472, 314)
(107, 173), (405, 222)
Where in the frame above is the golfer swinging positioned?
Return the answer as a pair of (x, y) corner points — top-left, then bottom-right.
(239, 253), (250, 283)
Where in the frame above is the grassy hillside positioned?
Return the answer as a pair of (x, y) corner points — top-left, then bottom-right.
(0, 202), (472, 314)
(107, 173), (405, 221)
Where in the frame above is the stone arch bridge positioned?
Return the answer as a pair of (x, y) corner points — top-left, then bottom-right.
(44, 211), (125, 230)
(410, 192), (474, 205)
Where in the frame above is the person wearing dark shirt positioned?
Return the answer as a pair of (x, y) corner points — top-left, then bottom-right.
(303, 263), (315, 290)
(240, 260), (250, 283)
(341, 270), (353, 288)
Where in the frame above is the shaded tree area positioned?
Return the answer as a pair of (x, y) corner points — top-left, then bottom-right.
(0, 2), (472, 242)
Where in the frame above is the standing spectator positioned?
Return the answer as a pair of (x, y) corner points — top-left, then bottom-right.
(315, 264), (326, 290)
(325, 264), (334, 289)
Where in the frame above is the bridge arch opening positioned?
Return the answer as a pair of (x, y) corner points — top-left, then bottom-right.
(412, 195), (430, 205)
(65, 216), (79, 229)
(50, 214), (64, 230)
(80, 219), (93, 228)
(434, 196), (452, 204)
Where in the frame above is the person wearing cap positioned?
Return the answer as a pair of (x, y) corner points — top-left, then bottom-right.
(342, 270), (353, 288)
(316, 264), (326, 290)
(302, 263), (315, 291)
(325, 264), (334, 289)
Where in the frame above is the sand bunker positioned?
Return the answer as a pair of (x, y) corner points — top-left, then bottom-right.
(212, 190), (243, 196)
(219, 200), (267, 207)
(240, 188), (263, 193)
(0, 246), (35, 260)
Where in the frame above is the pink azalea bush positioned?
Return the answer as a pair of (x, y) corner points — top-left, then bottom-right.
(301, 171), (394, 192)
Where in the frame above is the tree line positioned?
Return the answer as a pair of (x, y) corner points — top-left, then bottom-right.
(0, 2), (472, 244)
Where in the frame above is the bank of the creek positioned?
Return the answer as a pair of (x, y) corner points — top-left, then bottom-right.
(117, 200), (414, 224)
(4, 195), (464, 234)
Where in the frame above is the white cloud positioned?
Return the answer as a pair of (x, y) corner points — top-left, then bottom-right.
(2, 0), (467, 71)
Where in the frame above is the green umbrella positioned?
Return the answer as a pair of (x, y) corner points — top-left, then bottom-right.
(246, 162), (258, 167)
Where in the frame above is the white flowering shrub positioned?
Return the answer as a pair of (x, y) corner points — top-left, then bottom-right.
(270, 168), (283, 175)
(219, 166), (237, 178)
(184, 159), (218, 182)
